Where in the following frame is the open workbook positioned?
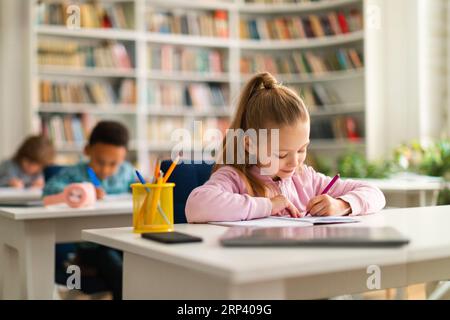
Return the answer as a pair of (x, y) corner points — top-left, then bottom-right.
(209, 216), (360, 228)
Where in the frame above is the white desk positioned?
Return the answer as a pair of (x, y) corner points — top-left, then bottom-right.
(83, 206), (450, 299)
(0, 187), (42, 202)
(356, 175), (445, 207)
(0, 199), (132, 299)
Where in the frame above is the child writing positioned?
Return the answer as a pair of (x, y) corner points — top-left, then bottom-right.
(44, 120), (136, 300)
(186, 72), (385, 222)
(44, 120), (136, 198)
(0, 135), (55, 188)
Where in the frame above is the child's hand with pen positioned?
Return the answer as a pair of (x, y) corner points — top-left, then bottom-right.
(87, 167), (105, 200)
(306, 195), (351, 217)
(306, 174), (352, 217)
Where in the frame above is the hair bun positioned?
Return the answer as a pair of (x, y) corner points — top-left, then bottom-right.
(259, 72), (278, 89)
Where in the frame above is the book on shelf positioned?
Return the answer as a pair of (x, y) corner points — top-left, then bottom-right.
(36, 2), (134, 29)
(148, 45), (227, 74)
(41, 114), (135, 148)
(146, 9), (229, 38)
(38, 39), (134, 69)
(310, 116), (362, 141)
(240, 47), (364, 75)
(289, 84), (341, 111)
(147, 117), (230, 145)
(147, 82), (229, 110)
(41, 114), (89, 148)
(39, 79), (136, 106)
(240, 9), (363, 40)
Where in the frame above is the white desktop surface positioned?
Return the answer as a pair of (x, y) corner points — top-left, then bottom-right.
(82, 205), (450, 299)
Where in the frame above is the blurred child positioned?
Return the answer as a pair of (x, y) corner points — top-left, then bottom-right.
(0, 135), (55, 188)
(44, 120), (136, 198)
(44, 120), (136, 300)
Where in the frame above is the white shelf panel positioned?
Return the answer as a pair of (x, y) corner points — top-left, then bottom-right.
(38, 104), (137, 114)
(241, 68), (365, 84)
(36, 25), (137, 41)
(239, 0), (362, 13)
(145, 0), (235, 11)
(239, 30), (364, 50)
(147, 106), (231, 117)
(38, 66), (137, 78)
(145, 32), (233, 48)
(147, 70), (230, 82)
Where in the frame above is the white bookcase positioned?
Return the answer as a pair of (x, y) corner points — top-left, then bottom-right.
(28, 0), (366, 175)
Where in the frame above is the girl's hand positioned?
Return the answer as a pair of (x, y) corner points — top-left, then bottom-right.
(270, 195), (303, 218)
(9, 178), (24, 189)
(95, 187), (106, 200)
(306, 195), (351, 216)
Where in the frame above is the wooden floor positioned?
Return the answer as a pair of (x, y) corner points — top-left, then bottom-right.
(362, 284), (427, 300)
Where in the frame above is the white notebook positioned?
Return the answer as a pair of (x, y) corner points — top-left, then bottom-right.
(210, 216), (359, 228)
(272, 215), (360, 225)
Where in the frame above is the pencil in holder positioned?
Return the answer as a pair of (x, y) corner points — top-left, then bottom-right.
(131, 182), (175, 233)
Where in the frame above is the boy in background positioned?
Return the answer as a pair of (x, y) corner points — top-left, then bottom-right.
(44, 121), (136, 300)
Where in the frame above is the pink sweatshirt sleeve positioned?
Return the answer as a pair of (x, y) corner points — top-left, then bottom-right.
(304, 166), (386, 215)
(185, 166), (272, 223)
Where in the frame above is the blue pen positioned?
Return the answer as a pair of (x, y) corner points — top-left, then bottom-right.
(87, 167), (101, 188)
(135, 170), (150, 192)
(135, 170), (170, 225)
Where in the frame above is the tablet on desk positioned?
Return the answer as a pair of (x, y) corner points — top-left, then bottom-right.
(0, 199), (44, 207)
(220, 226), (410, 248)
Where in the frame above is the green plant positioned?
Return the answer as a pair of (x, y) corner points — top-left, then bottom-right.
(337, 150), (393, 179)
(393, 139), (450, 205)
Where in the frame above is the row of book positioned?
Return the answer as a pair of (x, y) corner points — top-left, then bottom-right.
(148, 46), (227, 74)
(147, 83), (229, 108)
(311, 116), (362, 140)
(39, 80), (137, 105)
(41, 114), (90, 147)
(290, 84), (341, 110)
(240, 10), (362, 40)
(146, 9), (229, 38)
(240, 47), (363, 75)
(147, 118), (230, 145)
(37, 2), (134, 29)
(38, 40), (133, 69)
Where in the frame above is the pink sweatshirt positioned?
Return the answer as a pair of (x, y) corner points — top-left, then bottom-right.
(185, 165), (386, 223)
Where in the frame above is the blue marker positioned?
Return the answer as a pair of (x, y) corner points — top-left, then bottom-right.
(87, 167), (101, 188)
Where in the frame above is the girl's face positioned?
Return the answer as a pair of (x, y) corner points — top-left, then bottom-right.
(257, 120), (310, 179)
(21, 158), (43, 176)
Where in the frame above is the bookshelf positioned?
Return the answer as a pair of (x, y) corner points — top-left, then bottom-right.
(29, 0), (367, 174)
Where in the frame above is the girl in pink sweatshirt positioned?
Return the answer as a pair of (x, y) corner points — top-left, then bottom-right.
(186, 72), (385, 223)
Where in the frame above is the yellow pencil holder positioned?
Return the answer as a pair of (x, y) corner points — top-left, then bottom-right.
(131, 182), (175, 233)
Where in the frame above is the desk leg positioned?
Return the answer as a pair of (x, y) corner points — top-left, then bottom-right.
(0, 241), (4, 299)
(123, 252), (285, 299)
(2, 220), (55, 299)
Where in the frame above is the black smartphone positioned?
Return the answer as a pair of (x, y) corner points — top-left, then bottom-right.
(141, 231), (203, 244)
